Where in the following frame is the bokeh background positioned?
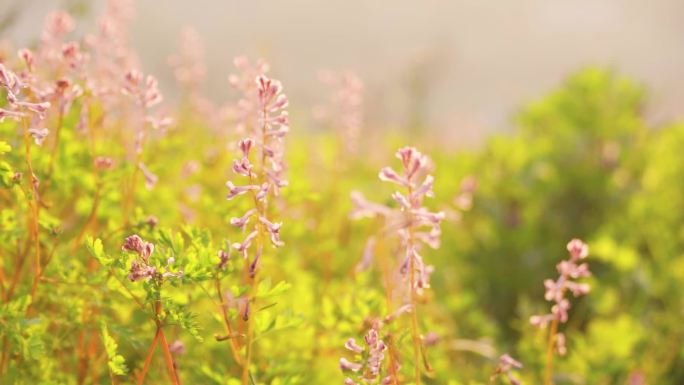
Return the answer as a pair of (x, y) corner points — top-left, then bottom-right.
(3, 0), (684, 144)
(2, 1), (684, 384)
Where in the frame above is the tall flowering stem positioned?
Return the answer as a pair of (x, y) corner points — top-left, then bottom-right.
(1, 62), (52, 307)
(530, 239), (591, 385)
(225, 73), (289, 384)
(351, 147), (444, 384)
(315, 70), (364, 155)
(120, 69), (164, 225)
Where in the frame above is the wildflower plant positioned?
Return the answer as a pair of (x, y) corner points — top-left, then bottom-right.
(224, 72), (290, 384)
(350, 146), (445, 384)
(530, 239), (591, 385)
(0, 2), (679, 384)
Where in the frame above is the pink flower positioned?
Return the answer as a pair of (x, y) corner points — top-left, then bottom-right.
(232, 231), (258, 259)
(0, 108), (25, 121)
(169, 340), (185, 355)
(238, 138), (254, 157)
(315, 70), (364, 153)
(494, 354), (523, 385)
(340, 326), (387, 382)
(531, 238), (591, 332)
(355, 237), (375, 273)
(122, 234), (154, 261)
(339, 358), (362, 372)
(556, 333), (567, 356)
(217, 249), (230, 269)
(566, 238), (589, 260)
(94, 156), (114, 170)
(232, 157), (254, 177)
(41, 11), (75, 42)
(412, 175), (435, 200)
(349, 191), (392, 219)
(344, 338), (364, 354)
(168, 26), (206, 92)
(128, 260), (156, 282)
(138, 162), (158, 190)
(122, 70), (163, 108)
(225, 181), (260, 200)
(529, 314), (555, 328)
(18, 48), (34, 72)
(259, 216), (284, 247)
(28, 128), (49, 146)
(551, 298), (570, 323)
(230, 209), (256, 229)
(378, 167), (408, 187)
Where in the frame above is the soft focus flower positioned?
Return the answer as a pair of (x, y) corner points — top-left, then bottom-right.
(168, 26), (206, 93)
(315, 70), (364, 153)
(217, 249), (230, 270)
(138, 162), (158, 190)
(122, 234), (154, 261)
(340, 326), (388, 383)
(491, 354), (523, 385)
(94, 156), (114, 170)
(28, 128), (49, 145)
(531, 238), (591, 328)
(169, 340), (185, 355)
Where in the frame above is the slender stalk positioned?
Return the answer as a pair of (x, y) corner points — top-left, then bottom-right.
(241, 252), (260, 385)
(21, 116), (42, 308)
(136, 329), (160, 385)
(74, 187), (102, 248)
(240, 104), (269, 385)
(543, 318), (559, 385)
(159, 328), (181, 385)
(45, 109), (64, 183)
(377, 232), (400, 385)
(406, 183), (422, 385)
(215, 277), (244, 365)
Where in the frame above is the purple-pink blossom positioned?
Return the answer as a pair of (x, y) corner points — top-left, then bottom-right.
(340, 326), (388, 383)
(531, 238), (591, 329)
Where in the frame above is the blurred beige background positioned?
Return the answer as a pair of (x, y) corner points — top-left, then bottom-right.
(4, 0), (684, 145)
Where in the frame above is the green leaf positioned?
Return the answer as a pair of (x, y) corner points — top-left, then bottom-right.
(86, 237), (110, 266)
(164, 301), (204, 342)
(101, 323), (128, 375)
(256, 279), (291, 299)
(0, 141), (10, 155)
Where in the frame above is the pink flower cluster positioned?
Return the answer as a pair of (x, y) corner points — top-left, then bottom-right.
(492, 354), (523, 385)
(340, 326), (391, 385)
(122, 234), (182, 282)
(122, 234), (156, 281)
(227, 56), (271, 135)
(0, 63), (51, 145)
(351, 147), (445, 293)
(226, 74), (289, 275)
(530, 239), (591, 355)
(315, 70), (364, 153)
(168, 26), (206, 94)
